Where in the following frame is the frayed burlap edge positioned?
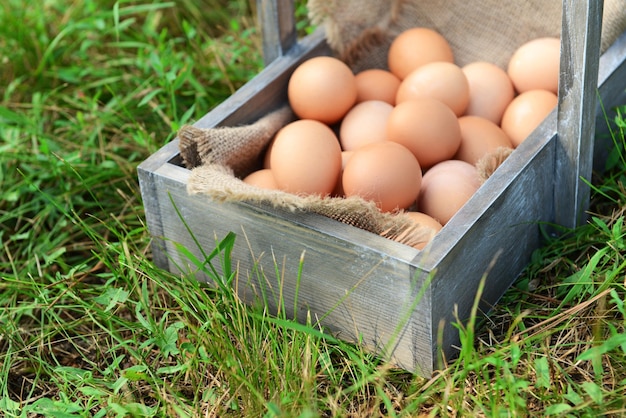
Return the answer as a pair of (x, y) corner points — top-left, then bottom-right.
(476, 147), (515, 184)
(308, 0), (626, 71)
(178, 105), (295, 178)
(187, 163), (436, 248)
(181, 117), (516, 249)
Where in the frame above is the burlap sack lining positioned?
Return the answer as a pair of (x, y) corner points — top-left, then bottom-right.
(179, 105), (435, 247)
(309, 0), (626, 72)
(181, 0), (626, 248)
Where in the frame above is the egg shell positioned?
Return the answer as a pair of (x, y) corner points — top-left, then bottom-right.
(342, 141), (422, 212)
(507, 37), (561, 94)
(242, 168), (279, 190)
(270, 119), (342, 196)
(287, 56), (357, 124)
(406, 211), (443, 232)
(386, 98), (462, 169)
(405, 211), (443, 250)
(332, 150), (354, 197)
(418, 160), (481, 225)
(339, 100), (393, 151)
(387, 27), (454, 80)
(455, 116), (513, 165)
(386, 211), (442, 250)
(396, 62), (470, 116)
(462, 61), (515, 125)
(500, 89), (558, 147)
(354, 69), (401, 105)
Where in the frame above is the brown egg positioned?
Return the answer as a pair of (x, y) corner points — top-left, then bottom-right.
(332, 150), (354, 197)
(270, 119), (342, 196)
(462, 61), (515, 125)
(339, 100), (393, 151)
(287, 56), (357, 124)
(342, 141), (422, 212)
(500, 89), (558, 147)
(396, 62), (470, 116)
(387, 27), (454, 80)
(507, 37), (561, 94)
(243, 168), (278, 190)
(418, 160), (481, 225)
(354, 69), (401, 105)
(405, 211), (443, 250)
(455, 116), (513, 165)
(387, 98), (462, 169)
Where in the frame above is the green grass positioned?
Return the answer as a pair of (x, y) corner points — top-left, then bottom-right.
(1, 0), (626, 416)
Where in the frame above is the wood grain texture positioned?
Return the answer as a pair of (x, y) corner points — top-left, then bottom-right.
(137, 1), (626, 376)
(257, 0), (297, 65)
(151, 167), (435, 374)
(594, 29), (626, 170)
(555, 0), (603, 228)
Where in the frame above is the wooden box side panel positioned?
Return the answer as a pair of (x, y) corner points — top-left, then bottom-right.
(426, 125), (556, 362)
(423, 30), (626, 363)
(137, 147), (179, 269)
(593, 30), (626, 169)
(149, 167), (436, 375)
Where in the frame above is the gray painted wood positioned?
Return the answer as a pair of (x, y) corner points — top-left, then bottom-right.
(594, 29), (626, 170)
(149, 161), (435, 373)
(423, 115), (558, 367)
(137, 1), (626, 375)
(257, 0), (297, 65)
(555, 0), (603, 228)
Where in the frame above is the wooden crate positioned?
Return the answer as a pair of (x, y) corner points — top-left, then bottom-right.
(137, 0), (626, 376)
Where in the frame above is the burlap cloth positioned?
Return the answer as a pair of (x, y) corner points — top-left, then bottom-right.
(179, 0), (626, 247)
(309, 0), (626, 71)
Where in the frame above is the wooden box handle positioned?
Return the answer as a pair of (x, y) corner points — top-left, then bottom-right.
(256, 0), (298, 65)
(556, 0), (603, 228)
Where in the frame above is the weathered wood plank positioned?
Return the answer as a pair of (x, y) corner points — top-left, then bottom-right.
(420, 111), (557, 366)
(151, 165), (435, 373)
(594, 29), (626, 169)
(555, 0), (603, 228)
(137, 140), (182, 269)
(257, 0), (297, 65)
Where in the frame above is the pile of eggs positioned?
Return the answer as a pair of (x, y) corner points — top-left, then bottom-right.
(243, 27), (560, 249)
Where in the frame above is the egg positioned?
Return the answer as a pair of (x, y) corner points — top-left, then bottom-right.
(386, 98), (462, 169)
(342, 141), (422, 212)
(387, 27), (454, 80)
(454, 116), (513, 165)
(462, 61), (515, 125)
(354, 69), (401, 105)
(418, 160), (481, 225)
(386, 211), (442, 250)
(339, 100), (393, 151)
(287, 56), (357, 124)
(507, 37), (561, 94)
(500, 89), (558, 147)
(405, 211), (443, 250)
(270, 119), (342, 196)
(395, 62), (470, 116)
(332, 150), (354, 197)
(243, 168), (278, 190)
